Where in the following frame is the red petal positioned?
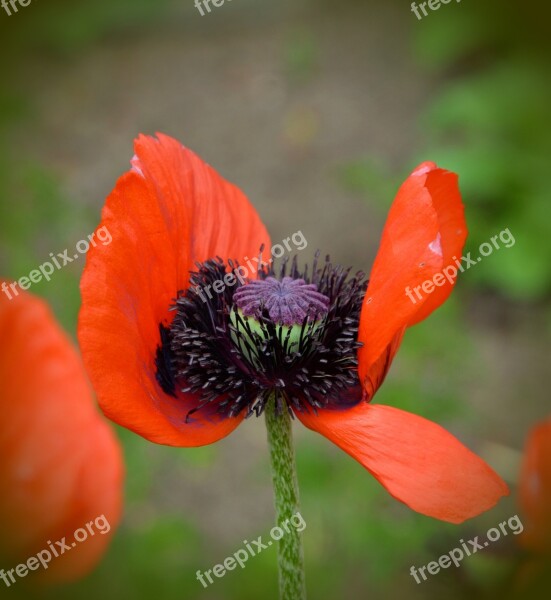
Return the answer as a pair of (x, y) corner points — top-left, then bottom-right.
(78, 134), (271, 446)
(358, 163), (467, 397)
(295, 403), (508, 523)
(519, 419), (551, 552)
(0, 287), (123, 583)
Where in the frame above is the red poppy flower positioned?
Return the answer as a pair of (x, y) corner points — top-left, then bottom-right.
(519, 419), (551, 553)
(78, 133), (507, 524)
(0, 286), (123, 583)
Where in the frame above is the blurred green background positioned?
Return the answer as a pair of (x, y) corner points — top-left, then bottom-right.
(1, 0), (550, 598)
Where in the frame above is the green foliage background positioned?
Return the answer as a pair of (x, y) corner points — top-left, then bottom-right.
(341, 0), (551, 302)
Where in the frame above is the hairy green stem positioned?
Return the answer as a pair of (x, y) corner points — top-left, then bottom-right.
(265, 395), (306, 600)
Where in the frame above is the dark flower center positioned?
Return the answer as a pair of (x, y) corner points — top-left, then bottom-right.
(155, 253), (368, 420)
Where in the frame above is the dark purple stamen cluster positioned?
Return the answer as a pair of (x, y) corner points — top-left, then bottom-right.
(233, 276), (330, 326)
(155, 253), (368, 421)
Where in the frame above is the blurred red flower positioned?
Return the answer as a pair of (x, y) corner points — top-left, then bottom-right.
(519, 418), (551, 553)
(0, 287), (123, 584)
